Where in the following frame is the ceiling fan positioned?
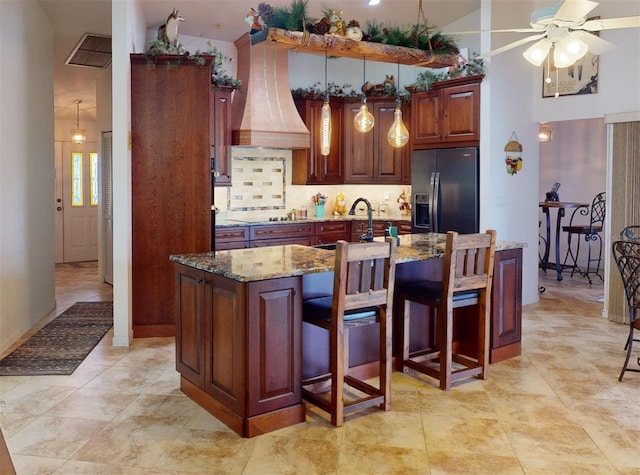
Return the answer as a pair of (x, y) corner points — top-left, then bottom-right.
(466, 0), (640, 68)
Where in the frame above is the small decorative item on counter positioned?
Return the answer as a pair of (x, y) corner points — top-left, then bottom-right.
(333, 192), (347, 216)
(397, 188), (412, 216)
(312, 193), (327, 217)
(545, 182), (561, 202)
(504, 132), (523, 175)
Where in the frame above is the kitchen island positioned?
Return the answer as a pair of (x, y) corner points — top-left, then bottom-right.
(170, 234), (524, 437)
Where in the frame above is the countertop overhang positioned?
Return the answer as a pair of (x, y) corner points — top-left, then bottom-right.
(170, 234), (526, 282)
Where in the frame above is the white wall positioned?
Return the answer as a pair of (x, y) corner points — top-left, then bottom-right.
(0, 1), (56, 354)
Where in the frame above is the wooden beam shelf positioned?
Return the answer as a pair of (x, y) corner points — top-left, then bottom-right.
(253, 27), (459, 68)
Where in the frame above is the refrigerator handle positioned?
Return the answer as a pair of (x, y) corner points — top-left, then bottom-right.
(430, 172), (440, 233)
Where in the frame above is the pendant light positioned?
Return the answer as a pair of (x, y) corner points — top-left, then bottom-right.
(71, 99), (86, 144)
(354, 56), (374, 133)
(320, 52), (331, 156)
(387, 62), (409, 148)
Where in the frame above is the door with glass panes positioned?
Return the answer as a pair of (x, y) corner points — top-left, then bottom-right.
(57, 141), (99, 262)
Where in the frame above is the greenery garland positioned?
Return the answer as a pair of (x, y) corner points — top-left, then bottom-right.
(256, 1), (459, 56)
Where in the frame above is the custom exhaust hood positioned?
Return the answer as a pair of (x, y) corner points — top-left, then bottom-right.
(231, 33), (310, 149)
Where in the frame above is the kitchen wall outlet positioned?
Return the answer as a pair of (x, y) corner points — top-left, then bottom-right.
(383, 192), (390, 201)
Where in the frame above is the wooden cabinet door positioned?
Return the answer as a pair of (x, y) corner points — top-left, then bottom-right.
(246, 278), (302, 417)
(443, 82), (480, 143)
(211, 87), (233, 185)
(131, 54), (213, 337)
(373, 101), (405, 184)
(410, 89), (442, 145)
(316, 221), (351, 245)
(344, 102), (374, 183)
(490, 248), (522, 363)
(292, 99), (344, 184)
(205, 275), (245, 414)
(175, 264), (206, 388)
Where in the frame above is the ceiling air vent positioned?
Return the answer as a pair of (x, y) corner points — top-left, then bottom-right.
(65, 33), (112, 69)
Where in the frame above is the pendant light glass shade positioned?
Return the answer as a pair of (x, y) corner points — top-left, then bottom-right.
(320, 52), (331, 156)
(387, 100), (409, 148)
(71, 99), (86, 144)
(320, 99), (331, 156)
(387, 64), (408, 149)
(523, 38), (552, 66)
(354, 98), (374, 133)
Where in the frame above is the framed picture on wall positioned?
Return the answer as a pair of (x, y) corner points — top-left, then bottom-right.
(542, 52), (599, 97)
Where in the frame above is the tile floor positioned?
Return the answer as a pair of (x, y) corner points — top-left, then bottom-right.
(0, 262), (638, 474)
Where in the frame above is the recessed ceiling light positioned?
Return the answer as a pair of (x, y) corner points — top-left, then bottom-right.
(368, 0), (381, 5)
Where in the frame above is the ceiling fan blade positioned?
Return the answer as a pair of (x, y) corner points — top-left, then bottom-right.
(477, 33), (548, 59)
(580, 16), (640, 31)
(554, 0), (599, 22)
(572, 30), (616, 54)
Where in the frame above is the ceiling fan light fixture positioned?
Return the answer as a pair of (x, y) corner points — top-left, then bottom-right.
(523, 38), (552, 66)
(559, 32), (588, 57)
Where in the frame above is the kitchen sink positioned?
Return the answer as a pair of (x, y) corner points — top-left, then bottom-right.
(312, 243), (337, 250)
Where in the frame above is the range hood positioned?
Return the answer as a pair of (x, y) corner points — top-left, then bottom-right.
(232, 33), (310, 149)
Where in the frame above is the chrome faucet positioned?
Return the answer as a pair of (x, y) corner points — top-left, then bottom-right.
(349, 197), (374, 242)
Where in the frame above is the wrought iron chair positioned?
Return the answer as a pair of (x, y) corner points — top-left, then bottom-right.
(301, 238), (397, 426)
(562, 192), (606, 284)
(611, 239), (640, 381)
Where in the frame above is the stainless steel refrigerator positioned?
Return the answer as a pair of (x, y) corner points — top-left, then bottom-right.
(411, 147), (479, 234)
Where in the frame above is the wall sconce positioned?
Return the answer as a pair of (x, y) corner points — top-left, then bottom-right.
(71, 99), (86, 144)
(354, 57), (374, 133)
(538, 122), (553, 142)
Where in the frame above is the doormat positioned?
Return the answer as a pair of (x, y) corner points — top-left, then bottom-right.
(0, 301), (112, 376)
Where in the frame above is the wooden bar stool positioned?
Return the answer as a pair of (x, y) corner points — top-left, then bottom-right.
(302, 238), (397, 426)
(398, 230), (496, 390)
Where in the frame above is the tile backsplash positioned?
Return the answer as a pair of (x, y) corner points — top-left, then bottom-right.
(216, 147), (411, 221)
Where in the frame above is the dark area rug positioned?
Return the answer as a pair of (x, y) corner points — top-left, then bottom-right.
(0, 301), (113, 376)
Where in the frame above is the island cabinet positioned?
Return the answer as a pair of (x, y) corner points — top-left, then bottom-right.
(210, 86), (234, 186)
(343, 99), (408, 184)
(175, 263), (305, 438)
(292, 98), (344, 185)
(410, 75), (482, 149)
(131, 54), (213, 337)
(490, 247), (522, 362)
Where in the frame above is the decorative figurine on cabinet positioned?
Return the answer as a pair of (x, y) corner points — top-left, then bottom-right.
(245, 8), (264, 34)
(157, 9), (185, 49)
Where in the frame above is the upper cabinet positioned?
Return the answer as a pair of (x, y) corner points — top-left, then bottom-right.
(211, 86), (233, 186)
(344, 98), (408, 184)
(410, 75), (483, 149)
(292, 98), (344, 185)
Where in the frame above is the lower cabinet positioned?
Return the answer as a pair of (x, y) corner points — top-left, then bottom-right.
(490, 247), (522, 363)
(174, 264), (305, 437)
(316, 221), (351, 245)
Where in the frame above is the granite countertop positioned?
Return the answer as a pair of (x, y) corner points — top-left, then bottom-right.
(215, 215), (412, 227)
(170, 234), (526, 282)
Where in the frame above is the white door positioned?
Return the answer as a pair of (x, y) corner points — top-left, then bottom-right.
(61, 141), (99, 262)
(54, 141), (64, 263)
